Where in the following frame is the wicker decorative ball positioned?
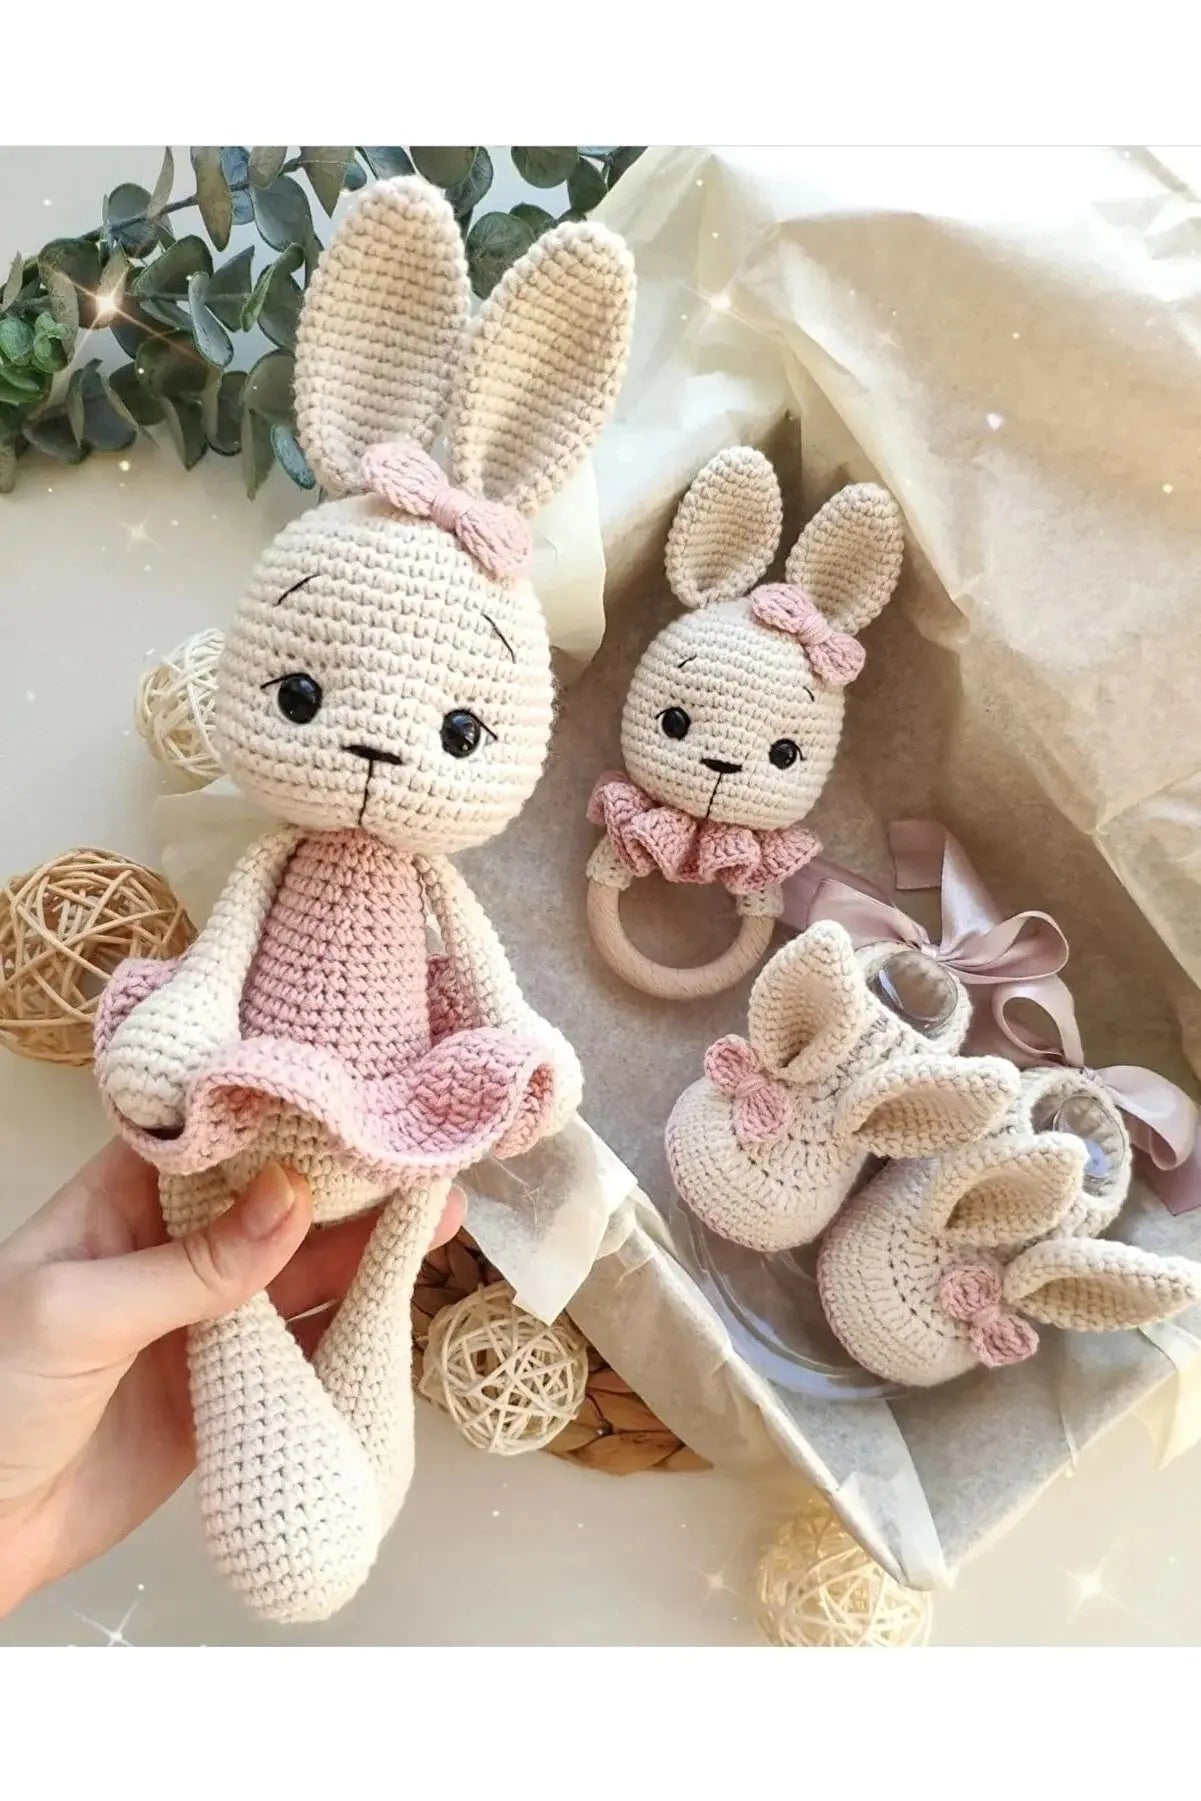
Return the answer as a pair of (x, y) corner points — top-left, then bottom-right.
(135, 629), (225, 784)
(755, 1498), (933, 1648)
(418, 1280), (591, 1456)
(0, 849), (193, 1066)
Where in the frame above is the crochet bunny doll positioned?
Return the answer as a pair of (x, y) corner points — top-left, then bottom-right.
(818, 1069), (1201, 1387)
(665, 920), (1021, 1253)
(587, 448), (904, 998)
(93, 177), (634, 1623)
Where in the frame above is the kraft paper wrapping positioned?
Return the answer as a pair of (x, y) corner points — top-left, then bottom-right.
(157, 145), (1201, 1586)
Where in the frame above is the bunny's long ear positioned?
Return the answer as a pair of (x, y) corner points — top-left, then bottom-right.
(1003, 1239), (1201, 1332)
(665, 447), (783, 609)
(447, 221), (634, 518)
(835, 1055), (1019, 1159)
(917, 1133), (1086, 1246)
(746, 921), (867, 1084)
(294, 178), (470, 496)
(784, 483), (904, 634)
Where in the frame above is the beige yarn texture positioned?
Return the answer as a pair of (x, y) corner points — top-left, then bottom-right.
(755, 1498), (932, 1648)
(135, 630), (225, 784)
(818, 1071), (1201, 1387)
(418, 1280), (590, 1454)
(94, 177), (635, 1624)
(0, 849), (191, 1065)
(666, 921), (1020, 1252)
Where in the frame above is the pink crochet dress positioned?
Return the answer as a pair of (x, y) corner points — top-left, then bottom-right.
(95, 830), (556, 1191)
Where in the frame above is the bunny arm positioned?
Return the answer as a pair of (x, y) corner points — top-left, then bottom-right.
(416, 853), (582, 1131)
(96, 826), (302, 1131)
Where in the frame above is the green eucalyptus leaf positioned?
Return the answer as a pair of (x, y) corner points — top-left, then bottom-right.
(465, 210), (535, 299)
(512, 147), (578, 188)
(40, 271), (78, 346)
(65, 365), (87, 442)
(68, 359), (138, 452)
(410, 147), (477, 187)
(250, 175), (312, 253)
(607, 146), (646, 185)
(187, 271), (234, 368)
(0, 435), (16, 494)
(134, 332), (208, 398)
(108, 361), (164, 426)
(220, 148), (255, 224)
(567, 157), (607, 214)
(132, 235), (212, 299)
(2, 253), (24, 313)
(0, 317), (33, 365)
(202, 368), (246, 455)
(258, 267), (303, 351)
(30, 333), (66, 375)
(190, 147), (234, 251)
(148, 147), (175, 216)
(96, 247), (130, 312)
(139, 298), (193, 332)
(0, 364), (45, 402)
(205, 246), (256, 329)
(97, 364), (152, 438)
(510, 202), (556, 237)
(249, 147), (288, 188)
(22, 411), (90, 464)
(359, 147), (414, 179)
(445, 147), (493, 219)
(108, 298), (161, 358)
(160, 393), (207, 469)
(342, 160), (368, 192)
(242, 348), (295, 424)
(270, 421), (315, 488)
(104, 183), (158, 258)
(242, 406), (275, 497)
(300, 147), (354, 215)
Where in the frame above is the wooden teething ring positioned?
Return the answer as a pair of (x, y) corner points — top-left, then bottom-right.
(586, 875), (776, 999)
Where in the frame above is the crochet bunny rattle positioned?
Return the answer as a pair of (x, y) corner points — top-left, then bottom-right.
(93, 177), (634, 1623)
(586, 448), (904, 998)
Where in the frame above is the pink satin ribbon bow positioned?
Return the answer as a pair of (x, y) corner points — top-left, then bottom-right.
(704, 1035), (794, 1147)
(749, 584), (866, 688)
(939, 1262), (1039, 1369)
(587, 772), (821, 895)
(360, 439), (533, 581)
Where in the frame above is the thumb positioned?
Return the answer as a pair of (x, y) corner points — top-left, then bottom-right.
(75, 1163), (313, 1360)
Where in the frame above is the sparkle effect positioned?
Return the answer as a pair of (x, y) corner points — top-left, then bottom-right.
(70, 1583), (145, 1647)
(986, 412), (1005, 431)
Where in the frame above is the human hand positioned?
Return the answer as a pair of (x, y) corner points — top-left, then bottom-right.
(0, 1141), (464, 1619)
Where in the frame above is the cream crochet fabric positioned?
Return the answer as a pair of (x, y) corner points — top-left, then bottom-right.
(93, 178), (635, 1623)
(665, 920), (1020, 1253)
(818, 1070), (1201, 1387)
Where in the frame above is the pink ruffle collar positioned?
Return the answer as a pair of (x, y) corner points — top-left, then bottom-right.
(587, 771), (820, 895)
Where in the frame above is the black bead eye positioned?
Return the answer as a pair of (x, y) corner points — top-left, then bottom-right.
(441, 709), (488, 758)
(659, 706), (691, 741)
(769, 738), (803, 769)
(270, 673), (323, 725)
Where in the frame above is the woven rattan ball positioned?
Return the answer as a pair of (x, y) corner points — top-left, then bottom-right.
(755, 1498), (933, 1648)
(419, 1280), (590, 1455)
(0, 849), (192, 1065)
(135, 629), (225, 783)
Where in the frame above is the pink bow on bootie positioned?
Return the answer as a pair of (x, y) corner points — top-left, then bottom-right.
(704, 1035), (794, 1147)
(587, 772), (821, 895)
(360, 439), (533, 581)
(749, 584), (866, 687)
(939, 1261), (1039, 1369)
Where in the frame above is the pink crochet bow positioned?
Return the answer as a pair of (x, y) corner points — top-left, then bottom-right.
(938, 1261), (1039, 1369)
(704, 1035), (794, 1147)
(749, 584), (866, 688)
(587, 772), (821, 895)
(360, 439), (533, 581)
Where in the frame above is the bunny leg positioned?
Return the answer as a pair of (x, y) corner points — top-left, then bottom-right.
(160, 1170), (384, 1625)
(313, 1179), (450, 1520)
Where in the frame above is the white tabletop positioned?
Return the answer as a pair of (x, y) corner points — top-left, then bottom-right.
(2, 147), (1200, 1647)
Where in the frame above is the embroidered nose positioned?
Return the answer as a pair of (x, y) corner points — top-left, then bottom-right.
(702, 757), (742, 775)
(345, 743), (405, 767)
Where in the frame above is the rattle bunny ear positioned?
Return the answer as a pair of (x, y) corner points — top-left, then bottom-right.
(785, 483), (905, 635)
(448, 220), (634, 518)
(836, 1055), (1020, 1159)
(294, 177), (470, 495)
(746, 921), (867, 1084)
(1002, 1239), (1201, 1332)
(665, 447), (783, 609)
(918, 1132), (1087, 1246)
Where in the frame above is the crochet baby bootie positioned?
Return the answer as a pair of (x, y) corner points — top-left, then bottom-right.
(665, 920), (1020, 1253)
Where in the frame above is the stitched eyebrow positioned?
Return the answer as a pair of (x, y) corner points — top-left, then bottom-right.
(274, 574), (315, 606)
(482, 612), (515, 662)
(803, 686), (814, 702)
(677, 654), (698, 668)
